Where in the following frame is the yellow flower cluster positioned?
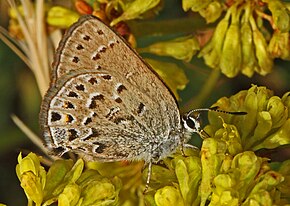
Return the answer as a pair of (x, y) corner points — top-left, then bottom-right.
(205, 85), (290, 151)
(16, 142), (290, 205)
(16, 86), (290, 206)
(16, 153), (121, 206)
(196, 0), (290, 77)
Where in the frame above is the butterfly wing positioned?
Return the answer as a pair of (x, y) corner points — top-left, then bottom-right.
(40, 15), (181, 162)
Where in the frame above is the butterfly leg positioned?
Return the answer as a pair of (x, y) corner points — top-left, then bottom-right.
(183, 143), (199, 151)
(180, 144), (199, 156)
(180, 144), (186, 156)
(143, 160), (152, 194)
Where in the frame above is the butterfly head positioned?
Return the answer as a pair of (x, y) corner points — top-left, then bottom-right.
(181, 106), (247, 137)
(181, 111), (201, 134)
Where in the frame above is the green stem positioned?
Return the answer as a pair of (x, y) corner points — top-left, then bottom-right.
(128, 17), (206, 38)
(181, 69), (221, 113)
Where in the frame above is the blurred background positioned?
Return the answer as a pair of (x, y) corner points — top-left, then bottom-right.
(0, 0), (289, 205)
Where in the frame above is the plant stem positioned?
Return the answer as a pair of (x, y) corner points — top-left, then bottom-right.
(181, 69), (220, 112)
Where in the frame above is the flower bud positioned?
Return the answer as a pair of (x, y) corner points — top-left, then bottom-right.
(240, 9), (257, 77)
(219, 8), (242, 77)
(268, 30), (289, 59)
(253, 171), (284, 192)
(268, 0), (290, 32)
(282, 92), (290, 113)
(21, 171), (43, 205)
(250, 16), (273, 75)
(110, 0), (161, 26)
(254, 118), (290, 150)
(154, 186), (184, 206)
(182, 0), (211, 12)
(80, 177), (119, 205)
(200, 138), (227, 205)
(277, 160), (290, 196)
(16, 152), (42, 177)
(267, 96), (288, 128)
(16, 152), (46, 204)
(231, 151), (262, 199)
(175, 157), (201, 205)
(199, 1), (223, 23)
(210, 190), (239, 206)
(47, 6), (80, 28)
(75, 0), (93, 15)
(214, 120), (243, 155)
(44, 159), (74, 198)
(199, 12), (231, 68)
(63, 159), (84, 183)
(139, 36), (199, 62)
(58, 183), (80, 206)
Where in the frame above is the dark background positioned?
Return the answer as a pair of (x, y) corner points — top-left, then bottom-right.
(0, 1), (289, 205)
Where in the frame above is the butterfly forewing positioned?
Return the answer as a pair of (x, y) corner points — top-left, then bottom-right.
(40, 15), (182, 162)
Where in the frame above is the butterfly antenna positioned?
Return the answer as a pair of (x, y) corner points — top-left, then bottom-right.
(187, 106), (247, 117)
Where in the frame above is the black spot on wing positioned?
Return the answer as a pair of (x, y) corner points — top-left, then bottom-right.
(93, 142), (106, 153)
(51, 112), (61, 122)
(68, 129), (78, 141)
(68, 91), (78, 98)
(75, 84), (85, 91)
(117, 84), (127, 94)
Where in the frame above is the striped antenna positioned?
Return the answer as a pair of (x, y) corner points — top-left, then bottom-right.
(187, 106), (247, 117)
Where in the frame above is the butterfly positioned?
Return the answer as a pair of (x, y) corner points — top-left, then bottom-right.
(39, 15), (246, 191)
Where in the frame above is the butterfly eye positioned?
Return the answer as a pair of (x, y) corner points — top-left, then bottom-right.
(182, 115), (201, 133)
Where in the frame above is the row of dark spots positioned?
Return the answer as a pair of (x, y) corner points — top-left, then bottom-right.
(99, 47), (106, 53)
(68, 128), (78, 141)
(91, 39), (122, 61)
(83, 35), (90, 41)
(84, 117), (92, 125)
(68, 91), (78, 98)
(65, 122), (110, 154)
(102, 74), (111, 80)
(73, 34), (95, 62)
(137, 103), (145, 115)
(75, 84), (85, 91)
(109, 40), (119, 48)
(67, 127), (102, 149)
(82, 128), (100, 141)
(93, 142), (106, 153)
(72, 56), (80, 63)
(115, 97), (122, 103)
(92, 53), (100, 60)
(97, 30), (103, 35)
(50, 112), (74, 123)
(51, 112), (61, 122)
(73, 36), (86, 64)
(64, 101), (74, 109)
(89, 94), (104, 109)
(92, 46), (107, 61)
(117, 84), (127, 94)
(65, 114), (74, 123)
(76, 44), (84, 50)
(88, 77), (97, 85)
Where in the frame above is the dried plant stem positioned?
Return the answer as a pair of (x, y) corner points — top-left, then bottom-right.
(0, 28), (31, 67)
(11, 114), (48, 155)
(8, 0), (50, 97)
